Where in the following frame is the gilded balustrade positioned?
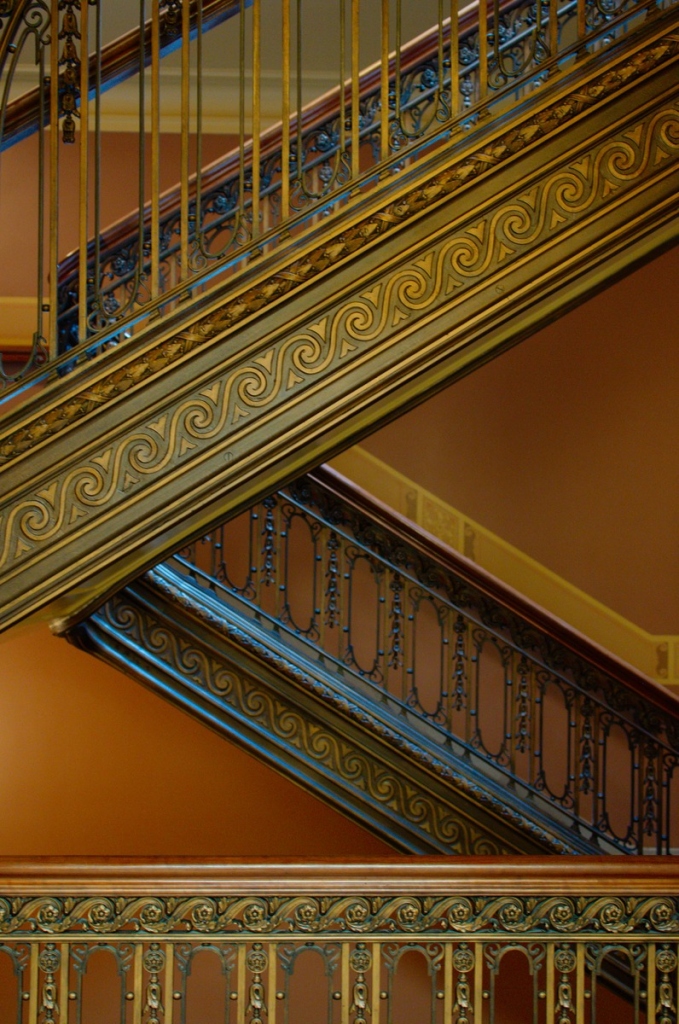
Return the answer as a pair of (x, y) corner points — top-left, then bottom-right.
(170, 468), (679, 856)
(0, 859), (677, 1021)
(0, 0), (671, 394)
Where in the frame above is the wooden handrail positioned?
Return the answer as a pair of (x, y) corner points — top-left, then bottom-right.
(0, 856), (678, 894)
(311, 465), (679, 722)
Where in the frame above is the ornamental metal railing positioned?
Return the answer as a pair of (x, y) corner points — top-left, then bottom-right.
(0, 0), (672, 395)
(0, 859), (677, 1021)
(169, 467), (679, 856)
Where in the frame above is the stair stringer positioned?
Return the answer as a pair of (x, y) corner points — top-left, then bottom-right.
(1, 14), (679, 633)
(69, 565), (600, 857)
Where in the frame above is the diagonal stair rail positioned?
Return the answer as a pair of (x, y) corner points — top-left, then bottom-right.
(0, 0), (670, 395)
(0, 1), (677, 633)
(73, 465), (679, 856)
(160, 466), (679, 855)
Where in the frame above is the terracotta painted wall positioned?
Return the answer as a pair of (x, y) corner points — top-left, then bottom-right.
(0, 131), (236, 297)
(362, 244), (679, 635)
(0, 623), (392, 856)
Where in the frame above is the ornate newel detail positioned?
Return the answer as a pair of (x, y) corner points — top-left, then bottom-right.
(452, 945), (474, 1023)
(39, 944), (61, 1020)
(350, 944), (371, 1024)
(554, 946), (576, 1023)
(143, 944), (165, 1024)
(58, 0), (82, 143)
(247, 944), (268, 1024)
(656, 946), (678, 1024)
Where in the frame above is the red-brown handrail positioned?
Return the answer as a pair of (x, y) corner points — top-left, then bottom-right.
(0, 856), (677, 894)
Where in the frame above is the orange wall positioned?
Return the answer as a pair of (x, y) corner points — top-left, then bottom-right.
(0, 623), (392, 856)
(363, 244), (679, 634)
(0, 132), (236, 296)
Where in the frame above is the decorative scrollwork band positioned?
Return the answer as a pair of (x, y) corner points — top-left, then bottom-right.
(0, 891), (677, 936)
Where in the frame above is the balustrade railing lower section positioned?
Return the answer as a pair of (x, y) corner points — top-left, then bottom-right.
(0, 0), (672, 395)
(169, 468), (679, 856)
(0, 859), (677, 1021)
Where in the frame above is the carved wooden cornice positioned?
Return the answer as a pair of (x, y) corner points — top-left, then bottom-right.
(1, 17), (678, 631)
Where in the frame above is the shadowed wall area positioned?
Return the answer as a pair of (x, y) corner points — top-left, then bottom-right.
(362, 244), (679, 635)
(0, 624), (392, 856)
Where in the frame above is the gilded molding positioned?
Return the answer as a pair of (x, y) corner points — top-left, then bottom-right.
(1, 28), (678, 466)
(1, 96), (678, 582)
(0, 891), (676, 937)
(99, 591), (512, 856)
(143, 565), (576, 854)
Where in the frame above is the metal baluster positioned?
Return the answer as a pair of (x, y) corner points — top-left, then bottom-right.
(380, 0), (389, 162)
(576, 0), (586, 51)
(647, 942), (657, 1024)
(545, 944), (555, 1024)
(252, 0), (261, 239)
(195, 0), (204, 268)
(49, 0), (60, 359)
(402, 581), (412, 706)
(442, 608), (452, 734)
(566, 690), (576, 819)
(474, 943), (483, 1022)
(478, 0), (488, 109)
(351, 0), (360, 182)
(281, 0), (290, 222)
(295, 0), (302, 194)
(78, 0), (89, 345)
(631, 734), (641, 853)
(549, 0), (559, 70)
(133, 943), (143, 1024)
(93, 0), (103, 318)
(151, 0), (160, 300)
(372, 942), (383, 1024)
(164, 943), (174, 1024)
(340, 942), (350, 1024)
(450, 0), (459, 121)
(504, 648), (512, 775)
(28, 944), (39, 1024)
(36, 36), (46, 363)
(180, 0), (190, 282)
(237, 943), (246, 1024)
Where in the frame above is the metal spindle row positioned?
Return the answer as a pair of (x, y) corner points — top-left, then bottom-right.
(0, 0), (665, 391)
(174, 484), (678, 854)
(1, 937), (677, 1022)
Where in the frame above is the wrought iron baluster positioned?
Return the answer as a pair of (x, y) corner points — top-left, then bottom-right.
(642, 740), (660, 852)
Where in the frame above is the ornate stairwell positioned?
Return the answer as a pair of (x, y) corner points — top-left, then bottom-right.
(71, 467), (679, 856)
(0, 0), (677, 633)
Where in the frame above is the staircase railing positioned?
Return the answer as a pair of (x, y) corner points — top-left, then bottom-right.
(0, 858), (677, 1020)
(169, 466), (679, 856)
(0, 0), (669, 396)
